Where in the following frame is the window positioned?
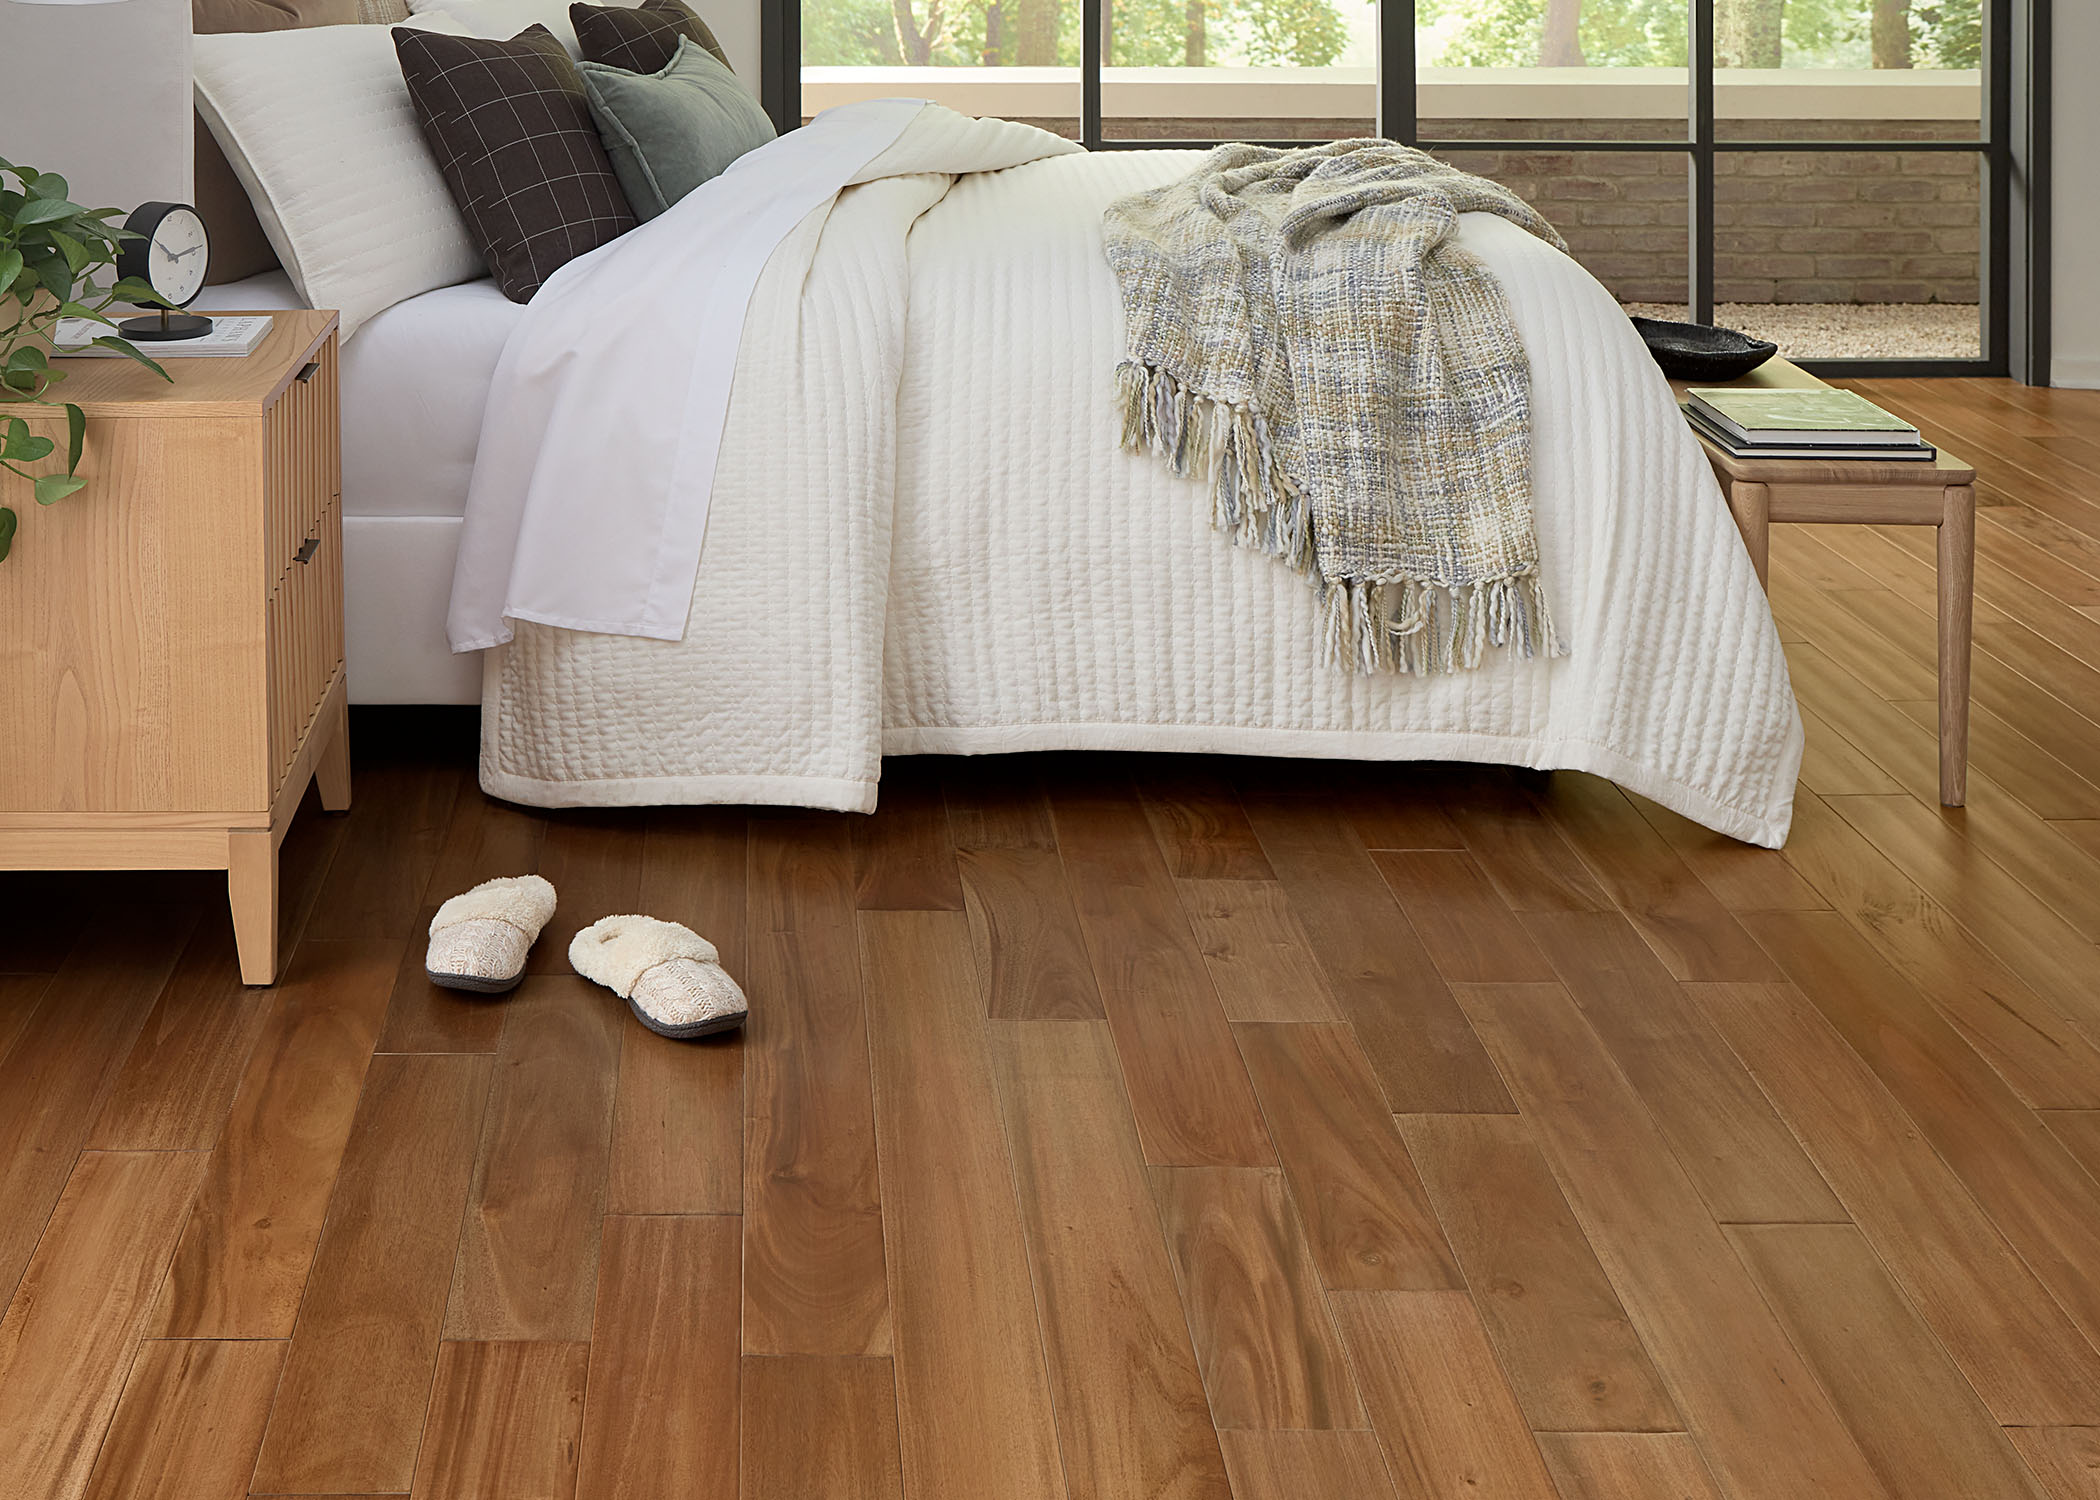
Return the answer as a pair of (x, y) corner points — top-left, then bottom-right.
(761, 0), (2044, 375)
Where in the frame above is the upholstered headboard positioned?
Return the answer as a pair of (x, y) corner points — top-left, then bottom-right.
(193, 0), (406, 283)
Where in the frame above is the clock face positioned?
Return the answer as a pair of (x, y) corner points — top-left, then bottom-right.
(147, 207), (210, 308)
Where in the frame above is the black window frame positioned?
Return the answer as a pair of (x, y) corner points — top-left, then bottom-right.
(762, 0), (2051, 380)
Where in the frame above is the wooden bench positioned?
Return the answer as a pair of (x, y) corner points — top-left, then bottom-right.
(1673, 357), (1975, 806)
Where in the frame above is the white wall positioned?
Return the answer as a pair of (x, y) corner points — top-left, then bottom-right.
(0, 0), (193, 216)
(708, 0), (762, 94)
(2055, 3), (2100, 386)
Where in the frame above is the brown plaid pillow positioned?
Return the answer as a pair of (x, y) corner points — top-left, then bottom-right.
(394, 24), (638, 303)
(571, 0), (731, 76)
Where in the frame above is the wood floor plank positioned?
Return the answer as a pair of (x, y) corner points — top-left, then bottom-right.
(79, 1339), (284, 1500)
(304, 759), (462, 940)
(410, 1340), (589, 1500)
(2043, 1109), (2100, 1183)
(1728, 1222), (2052, 1500)
(1052, 781), (1278, 1165)
(0, 1151), (208, 1500)
(958, 846), (1105, 1020)
(1366, 850), (1555, 984)
(749, 813), (859, 936)
(858, 911), (1066, 1500)
(1232, 1022), (1460, 1291)
(2007, 1428), (2100, 1500)
(420, 789), (546, 914)
(1453, 981), (1896, 1500)
(1216, 1432), (1399, 1500)
(0, 905), (196, 1305)
(741, 1356), (904, 1500)
(637, 806), (748, 971)
(991, 1022), (1234, 1497)
(84, 918), (270, 1151)
(1741, 908), (2100, 1366)
(1240, 793), (1512, 1113)
(1826, 793), (2100, 1044)
(1689, 980), (2100, 1424)
(1141, 773), (1277, 880)
(1175, 878), (1341, 1023)
(148, 937), (398, 1339)
(1521, 910), (1844, 1224)
(1777, 791), (2100, 1109)
(1798, 702), (1909, 796)
(1326, 1290), (1560, 1500)
(444, 976), (620, 1342)
(610, 1024), (742, 1215)
(578, 1216), (741, 1500)
(1532, 1434), (1724, 1500)
(742, 922), (890, 1357)
(1530, 775), (1781, 982)
(528, 810), (647, 973)
(855, 759), (964, 911)
(1151, 1166), (1365, 1431)
(941, 757), (1057, 851)
(0, 973), (49, 1073)
(250, 1051), (494, 1495)
(376, 906), (509, 1054)
(1892, 695), (2100, 821)
(1441, 772), (1612, 915)
(1337, 768), (1466, 853)
(1622, 793), (1829, 913)
(1397, 1112), (1678, 1433)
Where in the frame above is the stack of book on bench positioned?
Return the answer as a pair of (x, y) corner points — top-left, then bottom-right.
(1682, 387), (1937, 461)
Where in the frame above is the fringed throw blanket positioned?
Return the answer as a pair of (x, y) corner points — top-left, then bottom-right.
(1105, 139), (1569, 674)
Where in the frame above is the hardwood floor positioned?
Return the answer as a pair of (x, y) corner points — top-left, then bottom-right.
(6, 377), (2100, 1500)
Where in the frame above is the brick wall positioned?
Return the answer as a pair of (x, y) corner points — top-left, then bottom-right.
(1089, 116), (1981, 305)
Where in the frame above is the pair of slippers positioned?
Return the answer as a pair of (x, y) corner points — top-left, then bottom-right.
(424, 875), (748, 1039)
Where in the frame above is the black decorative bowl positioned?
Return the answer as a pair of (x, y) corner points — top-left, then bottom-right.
(1629, 315), (1778, 381)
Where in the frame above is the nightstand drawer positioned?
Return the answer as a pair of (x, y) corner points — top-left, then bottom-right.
(266, 335), (340, 580)
(267, 496), (344, 796)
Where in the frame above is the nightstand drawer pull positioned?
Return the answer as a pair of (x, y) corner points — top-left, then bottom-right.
(296, 360), (321, 385)
(294, 536), (320, 565)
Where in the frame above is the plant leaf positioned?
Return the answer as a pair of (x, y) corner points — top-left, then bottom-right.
(6, 345), (48, 375)
(65, 403), (84, 474)
(33, 473), (84, 506)
(13, 196), (84, 227)
(56, 301), (112, 326)
(89, 337), (170, 382)
(26, 171), (68, 200)
(0, 506), (14, 562)
(2, 419), (53, 464)
(49, 229), (88, 275)
(110, 277), (169, 308)
(0, 250), (20, 294)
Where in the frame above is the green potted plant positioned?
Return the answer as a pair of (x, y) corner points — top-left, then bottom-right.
(0, 157), (172, 562)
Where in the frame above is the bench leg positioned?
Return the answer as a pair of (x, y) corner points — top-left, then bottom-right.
(228, 828), (280, 986)
(1938, 484), (1975, 806)
(1728, 480), (1771, 592)
(315, 694), (352, 813)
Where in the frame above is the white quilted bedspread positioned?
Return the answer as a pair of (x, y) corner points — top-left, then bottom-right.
(478, 111), (1803, 845)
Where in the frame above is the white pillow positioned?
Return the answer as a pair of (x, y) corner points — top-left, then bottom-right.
(406, 0), (586, 55)
(193, 17), (485, 341)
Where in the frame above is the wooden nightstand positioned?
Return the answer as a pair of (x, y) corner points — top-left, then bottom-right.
(0, 310), (349, 984)
(1674, 357), (1975, 808)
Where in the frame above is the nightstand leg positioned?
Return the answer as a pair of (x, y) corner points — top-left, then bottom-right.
(1727, 481), (1771, 591)
(315, 695), (352, 813)
(1939, 484), (1976, 807)
(228, 829), (280, 986)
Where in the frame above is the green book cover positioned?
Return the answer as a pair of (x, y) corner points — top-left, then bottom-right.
(1687, 387), (1917, 434)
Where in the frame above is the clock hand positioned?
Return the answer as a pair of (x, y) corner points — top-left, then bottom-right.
(159, 243), (205, 262)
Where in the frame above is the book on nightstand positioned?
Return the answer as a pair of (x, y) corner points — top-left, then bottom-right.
(53, 313), (273, 359)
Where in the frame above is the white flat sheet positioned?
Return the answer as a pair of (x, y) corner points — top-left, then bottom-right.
(198, 272), (523, 519)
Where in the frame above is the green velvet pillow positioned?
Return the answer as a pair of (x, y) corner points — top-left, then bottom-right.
(577, 37), (777, 222)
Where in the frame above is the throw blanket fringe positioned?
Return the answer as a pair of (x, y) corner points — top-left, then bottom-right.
(1117, 356), (1563, 673)
(1105, 139), (1570, 675)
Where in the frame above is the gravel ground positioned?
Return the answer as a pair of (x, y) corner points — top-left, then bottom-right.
(1621, 302), (1980, 361)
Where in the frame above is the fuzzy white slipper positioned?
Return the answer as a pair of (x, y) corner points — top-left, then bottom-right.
(569, 914), (748, 1038)
(425, 875), (557, 994)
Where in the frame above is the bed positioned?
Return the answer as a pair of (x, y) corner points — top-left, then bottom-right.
(187, 13), (1804, 845)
